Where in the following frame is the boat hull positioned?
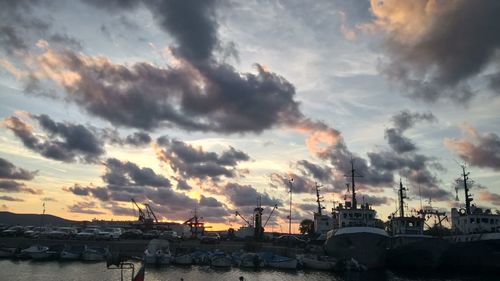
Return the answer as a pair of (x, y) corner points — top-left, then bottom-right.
(302, 257), (336, 271)
(268, 258), (297, 270)
(174, 254), (193, 265)
(60, 250), (81, 261)
(211, 255), (232, 267)
(441, 236), (500, 270)
(387, 236), (449, 270)
(325, 227), (389, 269)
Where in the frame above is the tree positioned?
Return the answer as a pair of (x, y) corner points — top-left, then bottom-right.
(299, 219), (314, 236)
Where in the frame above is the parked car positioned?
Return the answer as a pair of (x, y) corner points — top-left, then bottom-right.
(47, 227), (77, 239)
(96, 228), (122, 240)
(2, 226), (26, 237)
(200, 232), (220, 244)
(120, 229), (143, 239)
(272, 235), (307, 248)
(24, 227), (51, 238)
(76, 228), (100, 240)
(142, 230), (160, 240)
(159, 230), (180, 241)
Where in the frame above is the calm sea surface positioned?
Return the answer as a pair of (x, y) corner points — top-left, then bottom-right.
(0, 260), (497, 281)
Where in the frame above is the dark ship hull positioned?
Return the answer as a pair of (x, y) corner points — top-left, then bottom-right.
(325, 227), (389, 269)
(441, 234), (500, 271)
(387, 236), (449, 270)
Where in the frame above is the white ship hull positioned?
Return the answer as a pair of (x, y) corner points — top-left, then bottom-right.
(325, 227), (389, 269)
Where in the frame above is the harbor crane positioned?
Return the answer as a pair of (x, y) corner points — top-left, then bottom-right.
(131, 198), (158, 229)
(235, 196), (279, 240)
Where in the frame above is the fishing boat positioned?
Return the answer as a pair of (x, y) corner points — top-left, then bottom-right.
(19, 245), (49, 259)
(302, 255), (337, 271)
(324, 161), (389, 269)
(386, 180), (449, 270)
(144, 239), (172, 265)
(60, 244), (85, 260)
(238, 252), (265, 268)
(441, 166), (500, 270)
(266, 255), (297, 270)
(173, 253), (193, 265)
(82, 245), (110, 262)
(210, 251), (232, 268)
(0, 246), (17, 258)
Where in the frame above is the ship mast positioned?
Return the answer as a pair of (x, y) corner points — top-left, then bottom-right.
(344, 159), (362, 209)
(315, 182), (324, 215)
(460, 165), (473, 215)
(398, 179), (407, 218)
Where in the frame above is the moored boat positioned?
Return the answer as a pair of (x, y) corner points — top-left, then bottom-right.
(441, 166), (500, 271)
(386, 180), (449, 270)
(0, 246), (17, 258)
(210, 251), (232, 268)
(324, 161), (389, 270)
(173, 253), (193, 265)
(144, 239), (172, 265)
(239, 252), (264, 268)
(266, 255), (297, 270)
(82, 245), (110, 262)
(302, 255), (336, 271)
(60, 244), (85, 261)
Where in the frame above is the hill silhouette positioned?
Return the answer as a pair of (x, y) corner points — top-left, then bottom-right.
(0, 211), (75, 226)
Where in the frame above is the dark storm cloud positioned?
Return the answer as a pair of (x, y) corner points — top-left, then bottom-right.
(374, 0), (500, 102)
(103, 158), (171, 187)
(175, 179), (192, 190)
(0, 157), (37, 180)
(4, 114), (105, 164)
(156, 137), (249, 180)
(225, 183), (282, 207)
(360, 194), (390, 207)
(0, 195), (24, 202)
(296, 160), (332, 182)
(445, 125), (500, 171)
(0, 180), (41, 194)
(5, 0), (303, 134)
(199, 195), (223, 207)
(124, 132), (151, 147)
(270, 172), (317, 194)
(68, 201), (105, 215)
(385, 111), (436, 154)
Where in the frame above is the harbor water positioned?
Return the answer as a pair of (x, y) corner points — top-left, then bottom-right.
(0, 260), (497, 281)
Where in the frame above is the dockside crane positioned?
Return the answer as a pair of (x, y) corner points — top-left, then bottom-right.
(131, 198), (157, 229)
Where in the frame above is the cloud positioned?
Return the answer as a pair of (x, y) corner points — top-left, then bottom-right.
(360, 194), (391, 207)
(0, 180), (41, 194)
(155, 137), (249, 181)
(3, 114), (105, 163)
(68, 201), (106, 215)
(124, 132), (151, 147)
(444, 124), (500, 170)
(479, 190), (500, 206)
(0, 196), (24, 202)
(0, 157), (37, 180)
(385, 111), (436, 153)
(225, 183), (282, 207)
(103, 158), (171, 187)
(1, 0), (306, 134)
(369, 0), (500, 102)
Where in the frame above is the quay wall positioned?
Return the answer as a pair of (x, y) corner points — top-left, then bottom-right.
(0, 237), (305, 257)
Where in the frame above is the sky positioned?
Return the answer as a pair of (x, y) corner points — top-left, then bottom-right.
(0, 0), (499, 232)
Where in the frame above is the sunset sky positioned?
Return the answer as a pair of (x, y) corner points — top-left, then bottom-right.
(0, 0), (499, 232)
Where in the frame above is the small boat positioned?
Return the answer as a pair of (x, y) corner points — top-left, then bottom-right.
(191, 250), (210, 265)
(173, 253), (193, 265)
(0, 246), (17, 258)
(20, 245), (49, 260)
(210, 251), (232, 268)
(82, 246), (110, 262)
(267, 255), (297, 270)
(60, 244), (85, 261)
(239, 253), (265, 268)
(302, 255), (337, 271)
(144, 239), (172, 265)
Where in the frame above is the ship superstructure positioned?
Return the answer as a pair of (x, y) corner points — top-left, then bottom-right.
(324, 160), (389, 269)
